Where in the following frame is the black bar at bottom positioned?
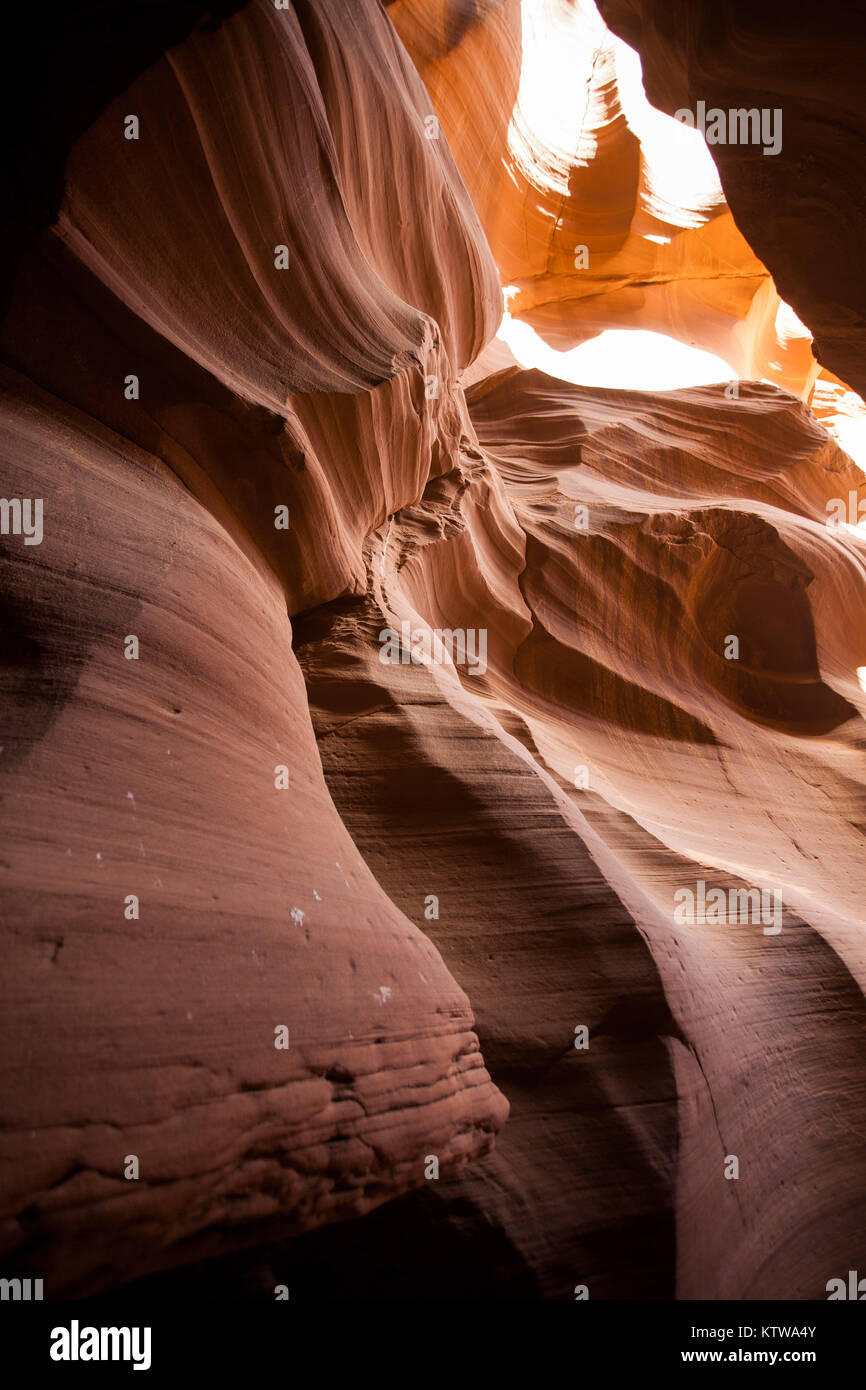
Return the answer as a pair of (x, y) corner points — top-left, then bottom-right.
(0, 1298), (860, 1377)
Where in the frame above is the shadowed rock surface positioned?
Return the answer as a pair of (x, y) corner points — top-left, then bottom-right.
(600, 0), (866, 397)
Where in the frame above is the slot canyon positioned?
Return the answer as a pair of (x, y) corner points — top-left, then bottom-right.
(1, 0), (865, 1304)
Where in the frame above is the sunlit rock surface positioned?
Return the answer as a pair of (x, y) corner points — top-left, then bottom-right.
(392, 0), (866, 441)
(1, 0), (865, 1299)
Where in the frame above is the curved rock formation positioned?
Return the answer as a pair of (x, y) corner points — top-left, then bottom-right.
(1, 0), (865, 1301)
(291, 365), (866, 1300)
(393, 0), (866, 441)
(0, 0), (507, 1297)
(599, 0), (866, 398)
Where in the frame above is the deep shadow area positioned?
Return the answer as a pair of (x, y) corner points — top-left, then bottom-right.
(96, 1186), (541, 1301)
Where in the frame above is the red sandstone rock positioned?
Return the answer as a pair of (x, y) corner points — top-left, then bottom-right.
(0, 0), (507, 1296)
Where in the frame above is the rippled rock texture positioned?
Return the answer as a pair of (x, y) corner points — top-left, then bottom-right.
(1, 0), (865, 1299)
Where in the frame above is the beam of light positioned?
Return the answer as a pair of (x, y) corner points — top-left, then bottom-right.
(498, 313), (736, 390)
